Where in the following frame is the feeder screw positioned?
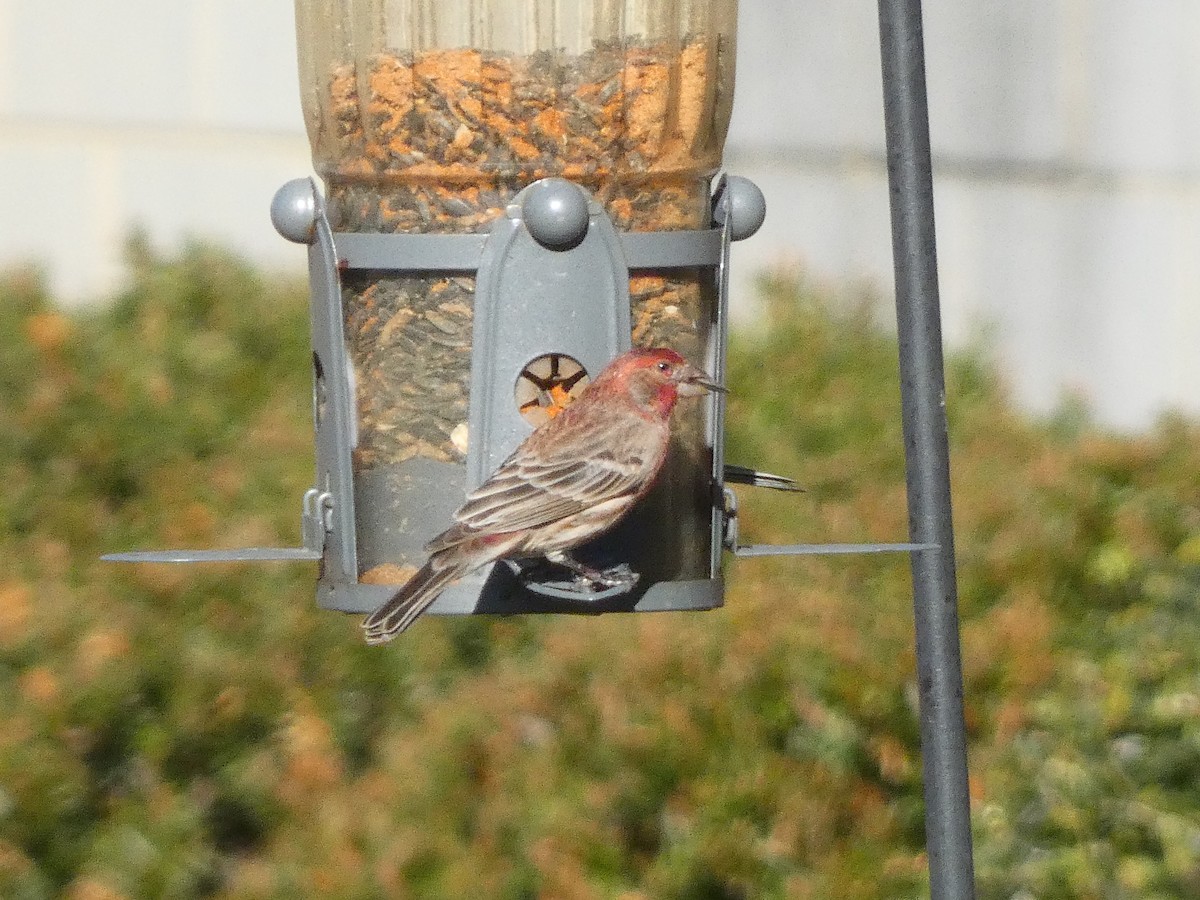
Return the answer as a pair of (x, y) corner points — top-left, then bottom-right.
(714, 176), (766, 242)
(272, 178), (319, 244)
(522, 178), (591, 250)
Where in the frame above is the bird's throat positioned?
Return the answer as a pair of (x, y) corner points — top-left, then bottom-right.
(642, 382), (678, 419)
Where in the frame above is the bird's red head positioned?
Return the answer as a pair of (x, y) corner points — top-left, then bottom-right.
(590, 347), (723, 420)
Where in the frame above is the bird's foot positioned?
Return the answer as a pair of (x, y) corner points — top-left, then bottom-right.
(572, 563), (639, 593)
(525, 552), (641, 598)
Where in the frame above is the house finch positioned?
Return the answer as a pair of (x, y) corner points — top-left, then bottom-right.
(362, 347), (723, 644)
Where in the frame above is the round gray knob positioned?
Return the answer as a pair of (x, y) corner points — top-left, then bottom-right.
(522, 178), (590, 250)
(713, 176), (766, 242)
(271, 178), (319, 244)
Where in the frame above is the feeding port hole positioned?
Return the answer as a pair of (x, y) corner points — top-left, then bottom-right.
(515, 353), (590, 427)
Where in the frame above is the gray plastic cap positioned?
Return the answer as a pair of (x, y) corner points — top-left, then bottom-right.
(521, 178), (591, 250)
(714, 175), (767, 242)
(272, 178), (319, 244)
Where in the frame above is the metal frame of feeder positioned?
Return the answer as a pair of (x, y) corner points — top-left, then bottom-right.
(107, 174), (929, 602)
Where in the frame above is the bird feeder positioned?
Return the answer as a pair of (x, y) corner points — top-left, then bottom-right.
(107, 0), (923, 617)
(289, 0), (749, 615)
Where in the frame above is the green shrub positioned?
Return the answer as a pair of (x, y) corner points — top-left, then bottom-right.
(1, 248), (1197, 898)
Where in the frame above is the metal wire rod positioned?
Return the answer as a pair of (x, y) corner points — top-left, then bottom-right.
(876, 1), (977, 897)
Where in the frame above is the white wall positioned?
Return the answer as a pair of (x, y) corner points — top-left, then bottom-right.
(0, 0), (312, 298)
(725, 1), (1200, 427)
(1, 1), (1197, 429)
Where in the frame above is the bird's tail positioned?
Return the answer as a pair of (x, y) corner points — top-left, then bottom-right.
(361, 557), (466, 644)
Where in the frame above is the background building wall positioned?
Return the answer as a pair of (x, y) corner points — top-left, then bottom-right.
(1, 1), (1197, 429)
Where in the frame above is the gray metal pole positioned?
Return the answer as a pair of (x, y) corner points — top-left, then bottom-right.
(875, 1), (977, 897)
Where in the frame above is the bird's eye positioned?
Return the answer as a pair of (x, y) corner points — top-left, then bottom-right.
(656, 361), (672, 373)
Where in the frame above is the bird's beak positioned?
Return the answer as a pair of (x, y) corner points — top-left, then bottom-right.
(676, 364), (727, 397)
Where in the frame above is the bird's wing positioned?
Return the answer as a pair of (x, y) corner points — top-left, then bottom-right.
(448, 447), (650, 536)
(422, 395), (668, 553)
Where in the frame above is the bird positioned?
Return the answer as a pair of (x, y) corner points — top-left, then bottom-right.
(361, 346), (724, 643)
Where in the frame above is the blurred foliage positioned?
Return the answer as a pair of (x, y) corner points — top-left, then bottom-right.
(1, 246), (1199, 899)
